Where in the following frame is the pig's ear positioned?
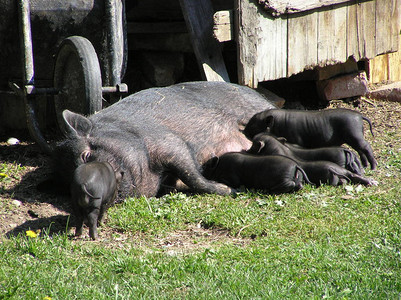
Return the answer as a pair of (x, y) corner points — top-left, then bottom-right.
(265, 116), (274, 128)
(115, 170), (124, 183)
(276, 137), (287, 144)
(210, 156), (219, 169)
(249, 141), (265, 153)
(205, 156), (219, 170)
(62, 110), (92, 137)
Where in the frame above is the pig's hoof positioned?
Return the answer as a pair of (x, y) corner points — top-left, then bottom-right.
(213, 183), (233, 196)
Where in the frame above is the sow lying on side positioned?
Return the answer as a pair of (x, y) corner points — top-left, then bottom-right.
(50, 82), (277, 238)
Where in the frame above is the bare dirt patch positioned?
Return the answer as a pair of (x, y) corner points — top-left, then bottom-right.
(1, 94), (400, 249)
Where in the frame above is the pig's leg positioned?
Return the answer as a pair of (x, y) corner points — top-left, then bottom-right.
(345, 171), (378, 186)
(269, 181), (299, 194)
(168, 158), (232, 195)
(345, 150), (364, 175)
(75, 216), (84, 237)
(72, 204), (85, 237)
(155, 141), (233, 195)
(349, 140), (377, 170)
(87, 208), (100, 240)
(97, 207), (106, 226)
(356, 151), (369, 169)
(328, 173), (340, 186)
(175, 164), (232, 195)
(327, 168), (350, 186)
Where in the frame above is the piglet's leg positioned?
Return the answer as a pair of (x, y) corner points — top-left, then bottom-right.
(351, 141), (377, 170)
(269, 181), (299, 194)
(75, 216), (84, 237)
(346, 172), (378, 186)
(87, 208), (100, 240)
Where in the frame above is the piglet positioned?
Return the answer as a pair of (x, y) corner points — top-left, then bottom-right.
(70, 161), (122, 240)
(249, 138), (378, 187)
(249, 133), (364, 175)
(203, 152), (310, 194)
(243, 108), (377, 170)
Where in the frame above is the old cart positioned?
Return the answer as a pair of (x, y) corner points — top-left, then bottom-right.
(0, 0), (127, 153)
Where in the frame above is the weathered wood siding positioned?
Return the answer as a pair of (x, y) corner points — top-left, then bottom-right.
(237, 0), (400, 88)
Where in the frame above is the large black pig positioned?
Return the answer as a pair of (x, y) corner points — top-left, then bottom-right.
(53, 81), (277, 199)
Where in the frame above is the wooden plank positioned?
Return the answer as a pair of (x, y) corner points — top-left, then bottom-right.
(236, 0), (287, 86)
(179, 0), (230, 82)
(255, 12), (287, 82)
(369, 54), (389, 83)
(356, 0), (376, 59)
(391, 0), (400, 51)
(259, 0), (355, 16)
(213, 10), (233, 42)
(236, 0), (258, 87)
(346, 0), (359, 61)
(317, 5), (347, 65)
(287, 10), (318, 76)
(388, 45), (401, 82)
(376, 0), (394, 55)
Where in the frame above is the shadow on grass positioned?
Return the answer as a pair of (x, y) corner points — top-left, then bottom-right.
(5, 214), (75, 238)
(1, 141), (71, 212)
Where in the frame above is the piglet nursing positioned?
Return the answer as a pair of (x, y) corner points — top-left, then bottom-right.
(244, 108), (377, 170)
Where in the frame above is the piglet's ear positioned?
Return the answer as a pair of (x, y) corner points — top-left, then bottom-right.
(204, 156), (219, 171)
(209, 156), (219, 169)
(265, 115), (274, 128)
(62, 110), (92, 138)
(249, 141), (265, 154)
(276, 137), (287, 144)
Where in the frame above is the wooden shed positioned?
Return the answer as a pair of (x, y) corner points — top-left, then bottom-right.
(204, 0), (400, 88)
(233, 0), (400, 87)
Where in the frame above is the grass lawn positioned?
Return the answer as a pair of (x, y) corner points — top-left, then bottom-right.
(1, 98), (400, 299)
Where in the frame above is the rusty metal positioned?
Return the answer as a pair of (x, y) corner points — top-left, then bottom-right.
(101, 83), (128, 94)
(106, 0), (120, 86)
(16, 0), (52, 154)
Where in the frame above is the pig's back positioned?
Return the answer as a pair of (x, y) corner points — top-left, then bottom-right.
(90, 82), (277, 163)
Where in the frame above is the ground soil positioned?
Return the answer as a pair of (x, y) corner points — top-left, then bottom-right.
(1, 92), (400, 250)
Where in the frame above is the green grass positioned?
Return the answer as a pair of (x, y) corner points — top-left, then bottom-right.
(1, 184), (401, 299)
(1, 103), (401, 299)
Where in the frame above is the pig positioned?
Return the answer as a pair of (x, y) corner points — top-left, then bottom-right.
(70, 161), (122, 240)
(291, 159), (378, 187)
(248, 133), (364, 175)
(52, 81), (277, 199)
(248, 138), (377, 186)
(202, 152), (310, 194)
(243, 108), (377, 170)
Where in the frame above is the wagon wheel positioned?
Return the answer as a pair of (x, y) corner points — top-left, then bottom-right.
(54, 36), (102, 131)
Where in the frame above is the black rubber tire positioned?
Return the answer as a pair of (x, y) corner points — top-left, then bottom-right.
(54, 36), (102, 130)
